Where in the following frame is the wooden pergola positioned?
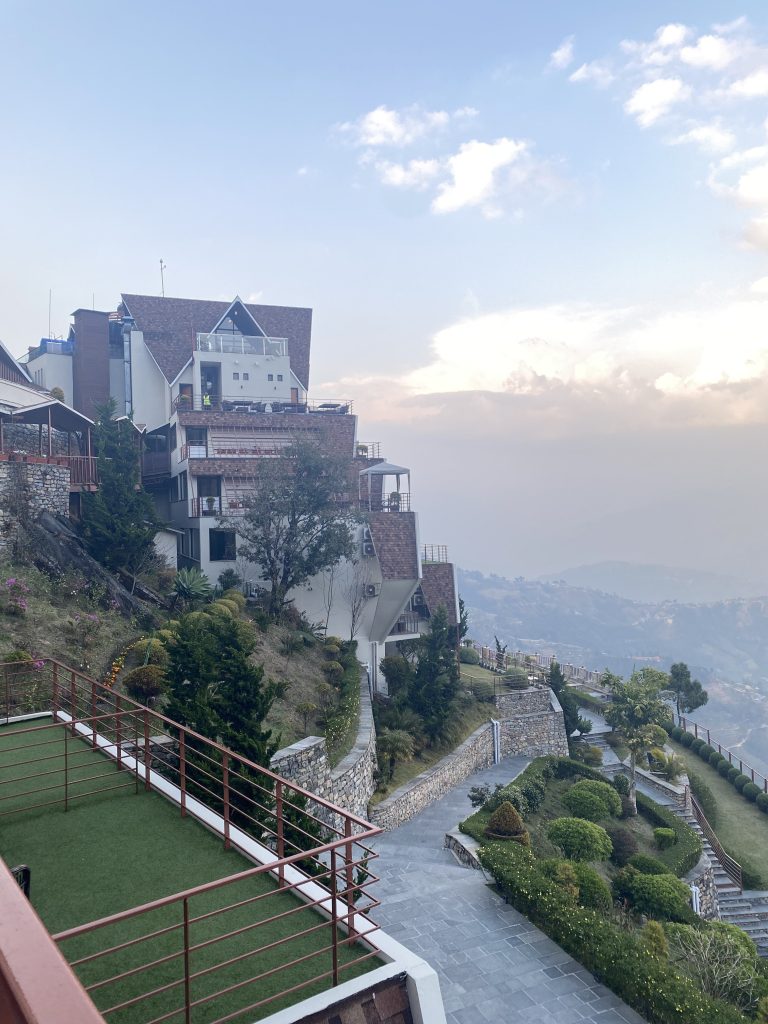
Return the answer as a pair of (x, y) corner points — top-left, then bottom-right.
(0, 399), (94, 458)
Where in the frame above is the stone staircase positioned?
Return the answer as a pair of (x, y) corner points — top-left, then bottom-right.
(677, 807), (768, 956)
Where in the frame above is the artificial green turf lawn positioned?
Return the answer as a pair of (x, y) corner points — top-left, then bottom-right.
(0, 723), (376, 1023)
(667, 735), (768, 889)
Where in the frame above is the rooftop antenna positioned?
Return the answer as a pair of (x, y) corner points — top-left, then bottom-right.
(160, 258), (166, 297)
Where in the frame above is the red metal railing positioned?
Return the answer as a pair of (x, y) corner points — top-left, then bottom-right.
(0, 659), (381, 1023)
(689, 791), (743, 892)
(678, 714), (768, 793)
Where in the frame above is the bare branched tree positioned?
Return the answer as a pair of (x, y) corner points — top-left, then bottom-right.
(342, 558), (373, 641)
(669, 925), (759, 1009)
(321, 562), (338, 636)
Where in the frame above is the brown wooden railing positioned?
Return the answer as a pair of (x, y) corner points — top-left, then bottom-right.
(141, 450), (171, 478)
(67, 455), (99, 488)
(690, 791), (743, 892)
(0, 659), (381, 1023)
(678, 715), (768, 793)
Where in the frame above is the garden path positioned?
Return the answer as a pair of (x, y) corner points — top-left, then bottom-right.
(369, 757), (646, 1024)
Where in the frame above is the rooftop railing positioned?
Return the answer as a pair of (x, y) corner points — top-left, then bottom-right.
(196, 333), (288, 356)
(0, 659), (381, 1023)
(422, 545), (449, 564)
(175, 396), (351, 415)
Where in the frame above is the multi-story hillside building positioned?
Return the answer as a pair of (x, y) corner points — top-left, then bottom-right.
(24, 293), (458, 685)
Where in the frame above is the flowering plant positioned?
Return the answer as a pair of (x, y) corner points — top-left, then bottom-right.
(3, 577), (30, 616)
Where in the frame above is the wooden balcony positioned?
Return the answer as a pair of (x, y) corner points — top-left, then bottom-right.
(141, 449), (171, 480)
(0, 452), (98, 492)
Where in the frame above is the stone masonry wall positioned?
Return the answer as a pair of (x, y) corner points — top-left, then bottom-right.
(499, 691), (569, 759)
(494, 686), (551, 718)
(687, 854), (719, 921)
(0, 460), (70, 553)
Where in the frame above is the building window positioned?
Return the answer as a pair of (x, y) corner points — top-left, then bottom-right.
(209, 529), (236, 561)
(267, 373), (274, 381)
(169, 424), (177, 451)
(277, 374), (283, 382)
(176, 471), (188, 502)
(232, 372), (240, 380)
(242, 372), (249, 380)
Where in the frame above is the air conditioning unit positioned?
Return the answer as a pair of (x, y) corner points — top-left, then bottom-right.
(363, 527), (372, 542)
(363, 542), (375, 557)
(412, 593), (425, 607)
(365, 584), (378, 598)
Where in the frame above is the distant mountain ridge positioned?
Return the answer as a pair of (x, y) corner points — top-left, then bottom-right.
(458, 567), (768, 777)
(538, 560), (766, 605)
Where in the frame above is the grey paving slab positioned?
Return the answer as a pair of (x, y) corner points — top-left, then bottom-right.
(370, 755), (648, 1023)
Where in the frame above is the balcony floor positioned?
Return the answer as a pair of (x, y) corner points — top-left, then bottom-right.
(0, 722), (375, 1024)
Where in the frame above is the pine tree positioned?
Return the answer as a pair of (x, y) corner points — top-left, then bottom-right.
(79, 399), (161, 575)
(410, 605), (461, 743)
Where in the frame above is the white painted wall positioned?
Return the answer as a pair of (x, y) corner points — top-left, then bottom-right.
(25, 352), (73, 403)
(129, 330), (171, 429)
(153, 529), (179, 568)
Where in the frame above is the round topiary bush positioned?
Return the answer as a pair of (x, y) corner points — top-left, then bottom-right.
(459, 647), (480, 665)
(485, 801), (530, 846)
(679, 731), (695, 748)
(734, 774), (751, 793)
(323, 661), (344, 684)
(698, 744), (714, 760)
(564, 780), (622, 822)
(654, 827), (677, 850)
(323, 643), (341, 660)
(717, 760), (733, 778)
(208, 601), (234, 618)
(742, 782), (761, 802)
(215, 598), (241, 616)
(727, 765), (741, 783)
(222, 589), (246, 610)
(612, 867), (692, 921)
(547, 817), (612, 862)
(756, 792), (768, 814)
(611, 773), (630, 797)
(130, 637), (169, 666)
(708, 750), (724, 767)
(606, 825), (639, 866)
(123, 664), (167, 702)
(668, 726), (683, 742)
(582, 746), (603, 767)
(572, 862), (612, 913)
(690, 738), (705, 754)
(628, 853), (671, 875)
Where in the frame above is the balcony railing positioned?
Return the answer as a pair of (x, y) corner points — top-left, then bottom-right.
(179, 440), (288, 462)
(67, 455), (99, 490)
(175, 395), (352, 415)
(422, 544), (449, 563)
(0, 658), (382, 1023)
(190, 496), (250, 517)
(389, 612), (421, 636)
(355, 441), (381, 459)
(367, 492), (411, 513)
(196, 332), (287, 356)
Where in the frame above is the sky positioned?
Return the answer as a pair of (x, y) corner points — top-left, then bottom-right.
(3, 2), (768, 584)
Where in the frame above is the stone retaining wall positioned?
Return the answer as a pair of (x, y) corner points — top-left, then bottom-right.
(500, 692), (569, 759)
(0, 460), (70, 552)
(269, 669), (377, 822)
(494, 686), (550, 718)
(687, 854), (719, 920)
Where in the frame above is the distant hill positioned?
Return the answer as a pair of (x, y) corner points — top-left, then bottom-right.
(458, 567), (768, 777)
(538, 561), (766, 605)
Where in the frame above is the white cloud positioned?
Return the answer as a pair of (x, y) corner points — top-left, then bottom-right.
(549, 36), (575, 70)
(713, 16), (748, 35)
(673, 122), (736, 152)
(656, 23), (690, 48)
(750, 276), (768, 294)
(454, 106), (479, 119)
(625, 78), (691, 127)
(620, 24), (691, 67)
(338, 104), (450, 147)
(680, 34), (740, 70)
(376, 158), (441, 189)
(744, 216), (768, 248)
(431, 138), (528, 216)
(733, 162), (768, 206)
(569, 61), (614, 87)
(729, 70), (768, 98)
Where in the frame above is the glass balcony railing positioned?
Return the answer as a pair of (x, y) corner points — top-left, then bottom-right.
(195, 333), (287, 356)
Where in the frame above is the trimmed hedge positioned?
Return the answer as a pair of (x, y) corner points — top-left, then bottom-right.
(757, 792), (768, 814)
(679, 731), (695, 747)
(688, 773), (718, 826)
(478, 842), (748, 1024)
(573, 862), (612, 913)
(636, 792), (702, 876)
(548, 817), (612, 862)
(681, 732), (768, 816)
(629, 853), (672, 875)
(612, 867), (695, 923)
(654, 827), (677, 850)
(742, 782), (761, 802)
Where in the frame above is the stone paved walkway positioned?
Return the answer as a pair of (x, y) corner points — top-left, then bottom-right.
(369, 758), (645, 1024)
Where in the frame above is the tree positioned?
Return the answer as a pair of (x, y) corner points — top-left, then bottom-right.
(668, 661), (708, 717)
(455, 596), (469, 648)
(377, 728), (414, 781)
(604, 671), (672, 814)
(547, 817), (612, 861)
(235, 440), (356, 618)
(547, 661), (579, 738)
(410, 606), (462, 743)
(79, 398), (162, 577)
(341, 558), (373, 640)
(494, 635), (507, 672)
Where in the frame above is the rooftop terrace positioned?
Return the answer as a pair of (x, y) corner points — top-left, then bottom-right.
(0, 660), (384, 1024)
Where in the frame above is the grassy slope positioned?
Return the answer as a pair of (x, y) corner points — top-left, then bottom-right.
(667, 735), (768, 887)
(0, 723), (373, 1024)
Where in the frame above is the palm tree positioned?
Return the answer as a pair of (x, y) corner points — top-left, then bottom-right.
(604, 670), (672, 814)
(377, 728), (415, 781)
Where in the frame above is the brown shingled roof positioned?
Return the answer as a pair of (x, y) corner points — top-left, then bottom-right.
(367, 512), (419, 581)
(120, 294), (312, 390)
(420, 562), (459, 626)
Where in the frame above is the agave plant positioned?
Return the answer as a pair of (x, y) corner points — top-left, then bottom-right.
(171, 568), (212, 609)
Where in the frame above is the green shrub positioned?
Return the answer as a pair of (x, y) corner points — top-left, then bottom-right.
(613, 867), (693, 922)
(323, 642), (341, 659)
(679, 731), (695, 747)
(323, 660), (344, 683)
(583, 745), (603, 766)
(548, 817), (612, 862)
(478, 843), (746, 1024)
(636, 793), (702, 876)
(691, 738), (706, 754)
(130, 637), (170, 667)
(734, 774), (751, 793)
(718, 760), (733, 778)
(563, 788), (610, 822)
(459, 646), (480, 664)
(607, 826), (638, 866)
(756, 792), (768, 813)
(698, 744), (715, 760)
(668, 725), (684, 742)
(642, 919), (669, 959)
(742, 781), (761, 802)
(222, 588), (246, 610)
(214, 598), (241, 616)
(573, 862), (612, 913)
(611, 772), (630, 796)
(709, 750), (724, 767)
(539, 859), (579, 901)
(654, 827), (677, 850)
(565, 779), (622, 820)
(486, 801), (530, 846)
(123, 664), (167, 701)
(727, 765), (740, 783)
(208, 601), (234, 618)
(757, 995), (768, 1023)
(689, 774), (718, 826)
(629, 853), (671, 875)
(709, 921), (757, 958)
